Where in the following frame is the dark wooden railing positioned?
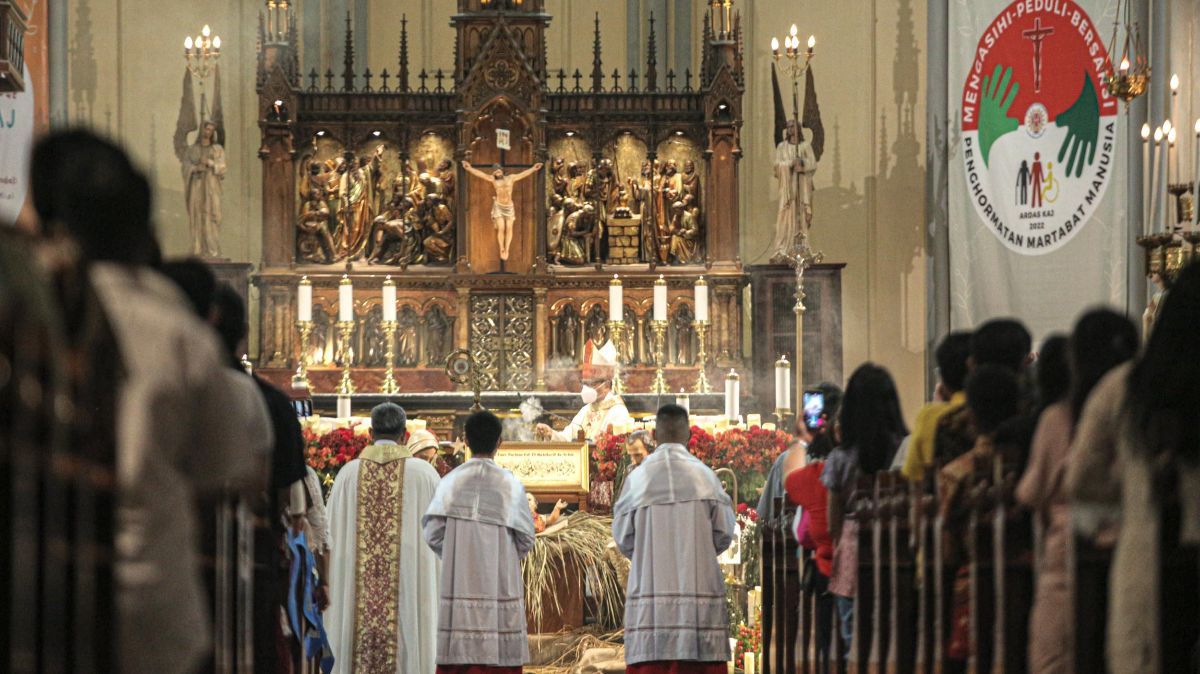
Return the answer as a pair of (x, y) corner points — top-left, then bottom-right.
(760, 456), (1060, 674)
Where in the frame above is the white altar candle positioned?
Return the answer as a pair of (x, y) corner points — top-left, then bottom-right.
(775, 354), (792, 412)
(609, 274), (623, 322)
(336, 395), (352, 419)
(653, 274), (668, 321)
(297, 276), (313, 322)
(729, 638), (738, 670)
(677, 392), (690, 412)
(724, 370), (740, 423)
(338, 275), (354, 322)
(1194, 119), (1200, 230)
(1161, 125), (1171, 227)
(1141, 124), (1152, 235)
(382, 275), (397, 322)
(745, 652), (756, 674)
(1151, 127), (1164, 231)
(747, 413), (761, 428)
(694, 276), (709, 321)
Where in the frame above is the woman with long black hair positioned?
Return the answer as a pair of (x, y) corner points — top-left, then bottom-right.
(1067, 261), (1200, 674)
(821, 363), (908, 656)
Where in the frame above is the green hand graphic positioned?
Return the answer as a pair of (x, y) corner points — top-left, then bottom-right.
(1056, 73), (1100, 178)
(978, 64), (1020, 167)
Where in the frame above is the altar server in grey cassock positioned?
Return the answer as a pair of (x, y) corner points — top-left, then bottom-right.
(613, 404), (737, 671)
(422, 410), (536, 673)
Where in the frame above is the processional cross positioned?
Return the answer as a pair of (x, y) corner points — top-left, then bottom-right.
(1022, 17), (1055, 93)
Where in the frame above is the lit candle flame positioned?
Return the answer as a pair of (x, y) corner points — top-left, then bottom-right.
(1154, 127), (1164, 143)
(807, 35), (816, 50)
(1141, 123), (1151, 140)
(1168, 127), (1177, 145)
(1164, 120), (1173, 135)
(202, 25), (211, 38)
(770, 37), (779, 52)
(1170, 73), (1180, 92)
(184, 36), (193, 50)
(790, 24), (798, 38)
(1119, 56), (1130, 72)
(212, 35), (221, 49)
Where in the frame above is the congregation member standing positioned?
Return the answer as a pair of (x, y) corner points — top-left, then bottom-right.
(613, 404), (737, 673)
(423, 410), (536, 674)
(30, 130), (273, 674)
(326, 402), (441, 674)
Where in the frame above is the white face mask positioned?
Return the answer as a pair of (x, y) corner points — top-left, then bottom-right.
(580, 384), (599, 405)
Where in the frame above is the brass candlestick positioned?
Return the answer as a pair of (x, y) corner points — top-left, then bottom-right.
(608, 320), (626, 396)
(650, 319), (669, 394)
(379, 320), (399, 394)
(775, 408), (792, 427)
(335, 320), (356, 395)
(292, 320), (313, 391)
(692, 319), (712, 393)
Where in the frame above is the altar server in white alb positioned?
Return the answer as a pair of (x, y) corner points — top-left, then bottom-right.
(536, 341), (630, 443)
(325, 402), (441, 674)
(613, 404), (737, 674)
(423, 410), (536, 674)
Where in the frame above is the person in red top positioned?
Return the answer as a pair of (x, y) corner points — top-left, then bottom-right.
(783, 388), (841, 672)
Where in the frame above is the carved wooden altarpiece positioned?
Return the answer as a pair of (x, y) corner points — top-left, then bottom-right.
(254, 0), (750, 401)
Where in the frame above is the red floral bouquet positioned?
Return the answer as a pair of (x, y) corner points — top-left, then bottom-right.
(733, 621), (762, 671)
(591, 432), (625, 482)
(304, 423), (370, 486)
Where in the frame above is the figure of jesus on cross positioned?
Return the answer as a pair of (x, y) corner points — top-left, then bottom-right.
(1022, 17), (1055, 94)
(462, 160), (543, 263)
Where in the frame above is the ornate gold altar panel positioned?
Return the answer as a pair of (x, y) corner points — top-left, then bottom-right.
(469, 293), (534, 391)
(487, 442), (590, 492)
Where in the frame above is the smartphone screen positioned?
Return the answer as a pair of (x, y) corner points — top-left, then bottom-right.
(803, 391), (825, 430)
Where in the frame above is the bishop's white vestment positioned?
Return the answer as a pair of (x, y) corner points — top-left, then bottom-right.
(422, 458), (536, 668)
(551, 392), (631, 443)
(325, 441), (441, 674)
(613, 442), (737, 665)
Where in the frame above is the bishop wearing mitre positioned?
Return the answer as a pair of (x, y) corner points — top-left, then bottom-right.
(536, 341), (631, 442)
(325, 402), (441, 674)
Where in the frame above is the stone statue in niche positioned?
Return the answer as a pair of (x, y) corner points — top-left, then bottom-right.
(461, 160), (544, 263)
(654, 160), (683, 264)
(358, 305), (386, 367)
(310, 305), (333, 365)
(672, 304), (695, 365)
(555, 306), (579, 361)
(621, 312), (638, 365)
(180, 120), (227, 258)
(297, 188), (336, 264)
(769, 120), (818, 261)
(397, 306), (420, 367)
(424, 306), (452, 367)
(681, 159), (701, 212)
(584, 305), (609, 356)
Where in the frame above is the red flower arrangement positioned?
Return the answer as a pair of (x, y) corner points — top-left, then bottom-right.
(304, 424), (370, 480)
(591, 432), (625, 482)
(733, 621), (762, 670)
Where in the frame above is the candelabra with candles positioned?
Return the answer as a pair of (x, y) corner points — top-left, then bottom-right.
(770, 24), (821, 407)
(692, 276), (712, 394)
(650, 275), (670, 394)
(293, 276), (313, 391)
(1101, 0), (1149, 104)
(183, 24), (221, 117)
(336, 275), (356, 396)
(379, 276), (400, 394)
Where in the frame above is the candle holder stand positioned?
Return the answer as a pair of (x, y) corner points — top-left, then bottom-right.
(380, 320), (400, 394)
(292, 320), (313, 391)
(336, 320), (357, 395)
(693, 319), (712, 393)
(650, 320), (669, 394)
(608, 320), (626, 396)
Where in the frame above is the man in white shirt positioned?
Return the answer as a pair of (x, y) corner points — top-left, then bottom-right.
(423, 410), (536, 673)
(326, 403), (441, 674)
(613, 404), (736, 673)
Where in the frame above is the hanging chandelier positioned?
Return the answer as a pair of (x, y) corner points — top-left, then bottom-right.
(1101, 0), (1149, 103)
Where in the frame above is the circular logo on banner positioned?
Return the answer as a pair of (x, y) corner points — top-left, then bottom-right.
(961, 0), (1119, 255)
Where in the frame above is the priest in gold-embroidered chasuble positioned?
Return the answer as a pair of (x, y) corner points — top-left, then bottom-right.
(326, 404), (441, 674)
